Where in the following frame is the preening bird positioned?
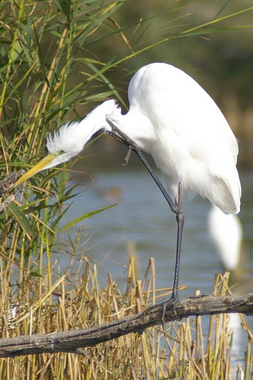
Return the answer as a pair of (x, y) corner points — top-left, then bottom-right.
(16, 62), (241, 306)
(208, 205), (242, 271)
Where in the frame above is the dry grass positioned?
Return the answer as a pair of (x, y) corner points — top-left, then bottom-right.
(0, 255), (252, 380)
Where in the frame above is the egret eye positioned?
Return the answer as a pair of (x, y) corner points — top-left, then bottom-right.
(59, 149), (65, 154)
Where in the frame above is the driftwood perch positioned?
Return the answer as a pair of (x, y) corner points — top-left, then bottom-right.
(1, 293), (253, 358)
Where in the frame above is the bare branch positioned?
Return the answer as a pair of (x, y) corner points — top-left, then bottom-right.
(1, 293), (253, 358)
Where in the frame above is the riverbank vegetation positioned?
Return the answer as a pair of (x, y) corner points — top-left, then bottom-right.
(1, 0), (253, 378)
(1, 257), (252, 379)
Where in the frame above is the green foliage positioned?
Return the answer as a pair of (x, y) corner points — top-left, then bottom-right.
(0, 0), (129, 282)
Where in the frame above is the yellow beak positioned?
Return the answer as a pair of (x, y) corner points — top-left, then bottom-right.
(15, 153), (57, 187)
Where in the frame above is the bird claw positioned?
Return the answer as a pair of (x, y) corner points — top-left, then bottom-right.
(106, 118), (138, 151)
(122, 146), (132, 166)
(106, 119), (137, 166)
(161, 295), (180, 333)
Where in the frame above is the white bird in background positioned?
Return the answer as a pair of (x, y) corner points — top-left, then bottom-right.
(208, 205), (243, 271)
(16, 62), (241, 306)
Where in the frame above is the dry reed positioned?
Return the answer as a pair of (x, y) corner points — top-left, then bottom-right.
(0, 255), (252, 380)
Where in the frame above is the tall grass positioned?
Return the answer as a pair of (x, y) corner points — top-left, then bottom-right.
(0, 0), (128, 293)
(0, 258), (252, 379)
(1, 0), (252, 279)
(0, 3), (131, 376)
(1, 0), (253, 378)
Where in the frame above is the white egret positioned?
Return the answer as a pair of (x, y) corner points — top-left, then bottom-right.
(208, 205), (242, 271)
(15, 62), (241, 307)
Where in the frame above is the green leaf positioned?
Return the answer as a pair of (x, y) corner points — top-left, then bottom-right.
(29, 271), (43, 278)
(60, 204), (117, 232)
(8, 203), (35, 240)
(50, 203), (72, 231)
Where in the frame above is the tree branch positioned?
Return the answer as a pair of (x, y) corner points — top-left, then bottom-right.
(1, 293), (253, 358)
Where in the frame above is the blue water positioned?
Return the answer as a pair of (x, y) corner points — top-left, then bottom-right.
(60, 167), (252, 291)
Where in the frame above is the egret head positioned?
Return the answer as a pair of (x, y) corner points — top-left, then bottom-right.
(14, 123), (86, 187)
(15, 99), (121, 187)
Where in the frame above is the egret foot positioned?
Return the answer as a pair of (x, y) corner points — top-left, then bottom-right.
(161, 295), (180, 333)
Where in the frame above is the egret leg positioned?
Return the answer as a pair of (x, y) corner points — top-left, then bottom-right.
(107, 120), (184, 322)
(107, 120), (178, 213)
(171, 182), (184, 301)
(160, 183), (184, 329)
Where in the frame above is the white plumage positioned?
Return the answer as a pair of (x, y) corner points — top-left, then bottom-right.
(23, 62), (240, 214)
(107, 63), (241, 214)
(208, 205), (242, 271)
